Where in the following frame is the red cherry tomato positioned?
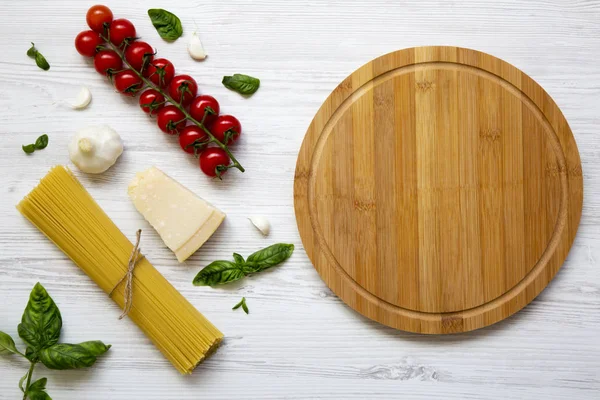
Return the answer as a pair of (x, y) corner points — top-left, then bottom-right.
(86, 5), (113, 33)
(93, 50), (122, 76)
(168, 75), (197, 106)
(189, 95), (220, 125)
(199, 148), (231, 178)
(209, 115), (241, 145)
(179, 126), (209, 154)
(143, 58), (175, 88)
(109, 18), (136, 47)
(156, 105), (186, 135)
(139, 89), (165, 115)
(113, 70), (143, 97)
(75, 30), (103, 57)
(124, 41), (154, 72)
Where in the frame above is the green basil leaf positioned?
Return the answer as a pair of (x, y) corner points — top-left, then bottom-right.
(25, 346), (38, 362)
(28, 389), (52, 400)
(241, 299), (249, 314)
(38, 344), (96, 370)
(19, 371), (28, 393)
(232, 253), (245, 265)
(193, 260), (245, 286)
(34, 134), (48, 150)
(28, 377), (47, 392)
(35, 52), (50, 71)
(0, 331), (20, 356)
(17, 283), (62, 352)
(247, 243), (294, 272)
(222, 74), (260, 95)
(22, 144), (36, 154)
(232, 297), (245, 310)
(147, 9), (183, 41)
(27, 42), (37, 58)
(76, 341), (111, 357)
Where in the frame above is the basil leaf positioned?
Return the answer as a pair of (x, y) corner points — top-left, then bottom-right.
(22, 144), (36, 154)
(27, 43), (37, 57)
(77, 341), (111, 357)
(28, 389), (52, 400)
(25, 345), (38, 362)
(247, 243), (294, 272)
(19, 371), (28, 393)
(232, 297), (245, 310)
(222, 74), (260, 95)
(35, 134), (48, 150)
(17, 283), (62, 352)
(35, 52), (50, 71)
(193, 260), (246, 286)
(38, 344), (96, 370)
(241, 299), (249, 314)
(0, 331), (20, 356)
(28, 377), (47, 392)
(233, 253), (245, 265)
(147, 9), (183, 41)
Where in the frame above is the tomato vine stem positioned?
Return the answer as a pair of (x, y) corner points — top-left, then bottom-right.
(100, 36), (245, 173)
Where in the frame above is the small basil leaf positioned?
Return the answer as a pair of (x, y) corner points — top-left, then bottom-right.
(232, 297), (245, 310)
(28, 377), (47, 392)
(39, 344), (96, 370)
(0, 331), (20, 356)
(28, 389), (52, 400)
(193, 260), (245, 286)
(232, 253), (245, 265)
(18, 283), (62, 352)
(77, 341), (111, 357)
(27, 42), (37, 58)
(147, 9), (183, 41)
(22, 144), (36, 154)
(35, 52), (50, 71)
(247, 243), (295, 272)
(25, 346), (38, 362)
(19, 371), (28, 393)
(35, 134), (48, 150)
(241, 299), (249, 314)
(222, 74), (260, 95)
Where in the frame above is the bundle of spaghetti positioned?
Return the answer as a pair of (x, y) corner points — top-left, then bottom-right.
(17, 166), (223, 374)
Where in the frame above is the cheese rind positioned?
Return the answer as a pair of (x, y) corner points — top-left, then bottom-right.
(128, 167), (225, 262)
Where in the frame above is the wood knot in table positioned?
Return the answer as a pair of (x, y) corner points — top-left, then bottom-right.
(480, 128), (501, 142)
(354, 200), (376, 211)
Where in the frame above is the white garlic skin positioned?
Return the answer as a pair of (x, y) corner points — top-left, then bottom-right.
(248, 216), (271, 236)
(188, 32), (207, 60)
(70, 86), (92, 109)
(68, 125), (123, 174)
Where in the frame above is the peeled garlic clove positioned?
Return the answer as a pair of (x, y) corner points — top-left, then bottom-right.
(188, 32), (207, 60)
(70, 86), (92, 109)
(248, 216), (270, 236)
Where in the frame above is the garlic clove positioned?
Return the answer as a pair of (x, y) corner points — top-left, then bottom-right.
(248, 216), (271, 236)
(70, 86), (92, 109)
(188, 32), (207, 61)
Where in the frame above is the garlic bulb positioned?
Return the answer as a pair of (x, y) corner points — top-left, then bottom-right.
(248, 216), (271, 236)
(68, 125), (123, 174)
(70, 86), (92, 109)
(188, 31), (206, 60)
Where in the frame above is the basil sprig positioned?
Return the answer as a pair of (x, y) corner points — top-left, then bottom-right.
(27, 43), (50, 71)
(222, 74), (260, 95)
(232, 297), (249, 314)
(0, 283), (110, 399)
(22, 134), (49, 154)
(193, 243), (294, 286)
(148, 9), (183, 41)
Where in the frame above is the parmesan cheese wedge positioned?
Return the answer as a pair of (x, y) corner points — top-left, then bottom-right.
(128, 167), (225, 262)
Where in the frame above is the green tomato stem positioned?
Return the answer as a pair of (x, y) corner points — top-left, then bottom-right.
(100, 36), (245, 173)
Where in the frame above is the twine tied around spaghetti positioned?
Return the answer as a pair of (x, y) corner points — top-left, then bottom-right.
(109, 229), (144, 320)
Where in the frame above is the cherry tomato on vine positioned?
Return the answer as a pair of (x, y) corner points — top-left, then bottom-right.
(209, 115), (241, 145)
(86, 5), (113, 33)
(75, 30), (103, 57)
(139, 89), (165, 115)
(113, 70), (143, 97)
(93, 50), (122, 76)
(199, 148), (230, 178)
(156, 105), (186, 135)
(109, 18), (136, 47)
(143, 58), (175, 88)
(124, 41), (154, 72)
(168, 75), (197, 106)
(189, 95), (220, 125)
(179, 126), (209, 154)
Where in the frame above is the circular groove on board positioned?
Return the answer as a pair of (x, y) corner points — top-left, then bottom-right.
(294, 47), (583, 333)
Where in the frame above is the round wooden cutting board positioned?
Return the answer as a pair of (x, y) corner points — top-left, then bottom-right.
(294, 46), (583, 334)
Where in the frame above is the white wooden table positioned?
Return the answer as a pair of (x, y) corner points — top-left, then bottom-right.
(1, 1), (599, 398)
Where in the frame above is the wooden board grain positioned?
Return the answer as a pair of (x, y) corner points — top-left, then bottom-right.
(294, 46), (583, 334)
